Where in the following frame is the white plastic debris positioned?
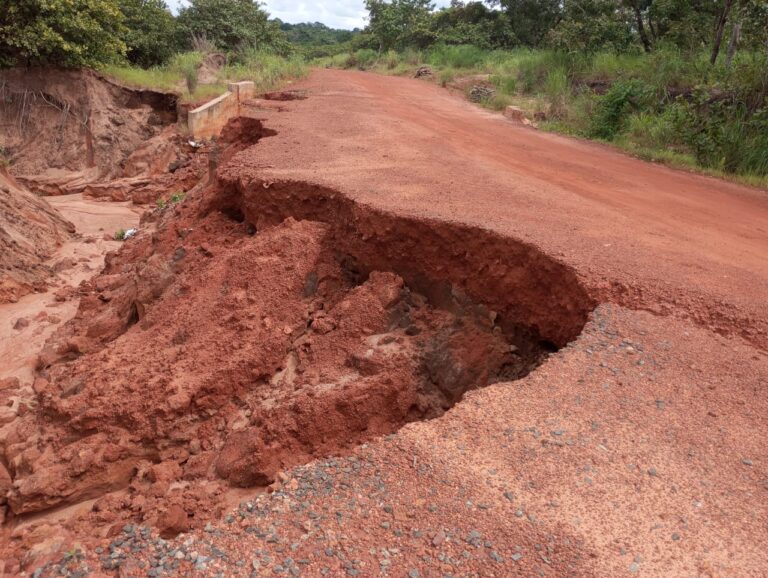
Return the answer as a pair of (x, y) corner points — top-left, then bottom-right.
(188, 140), (203, 148)
(124, 228), (137, 240)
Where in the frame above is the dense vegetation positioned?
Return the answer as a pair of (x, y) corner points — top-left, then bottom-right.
(0, 0), (765, 183)
(277, 21), (360, 58)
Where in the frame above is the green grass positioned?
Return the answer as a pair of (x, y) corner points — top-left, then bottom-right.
(102, 50), (307, 103)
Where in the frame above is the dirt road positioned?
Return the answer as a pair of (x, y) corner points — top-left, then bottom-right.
(226, 69), (768, 576)
(9, 69), (768, 577)
(238, 69), (768, 347)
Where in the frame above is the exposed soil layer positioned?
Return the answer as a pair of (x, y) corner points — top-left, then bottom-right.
(3, 137), (592, 542)
(262, 90), (308, 101)
(0, 171), (74, 303)
(231, 69), (768, 352)
(0, 68), (187, 202)
(2, 68), (768, 577)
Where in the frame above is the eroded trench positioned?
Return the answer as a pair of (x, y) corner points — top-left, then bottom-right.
(192, 173), (596, 488)
(6, 118), (595, 535)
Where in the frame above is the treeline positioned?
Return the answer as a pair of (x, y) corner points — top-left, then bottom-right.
(0, 0), (289, 68)
(359, 1), (768, 63)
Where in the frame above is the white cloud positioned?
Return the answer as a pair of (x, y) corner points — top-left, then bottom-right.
(166, 0), (453, 30)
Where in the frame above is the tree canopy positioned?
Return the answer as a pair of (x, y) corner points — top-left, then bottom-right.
(119, 0), (178, 67)
(361, 0), (768, 60)
(0, 0), (126, 67)
(176, 0), (288, 54)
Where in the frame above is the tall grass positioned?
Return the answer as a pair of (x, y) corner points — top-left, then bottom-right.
(102, 50), (307, 102)
(222, 49), (307, 90)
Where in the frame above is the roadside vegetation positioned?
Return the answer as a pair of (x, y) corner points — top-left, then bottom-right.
(0, 0), (765, 185)
(0, 0), (307, 102)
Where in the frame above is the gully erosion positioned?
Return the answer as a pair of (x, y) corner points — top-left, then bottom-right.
(0, 68), (593, 569)
(5, 67), (767, 578)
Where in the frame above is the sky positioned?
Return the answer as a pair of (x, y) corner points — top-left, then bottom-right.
(167, 1), (453, 30)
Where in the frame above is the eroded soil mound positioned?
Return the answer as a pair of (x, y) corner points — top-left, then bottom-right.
(0, 68), (186, 201)
(1, 122), (592, 555)
(0, 171), (74, 303)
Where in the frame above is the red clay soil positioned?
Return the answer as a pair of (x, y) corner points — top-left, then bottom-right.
(1, 69), (768, 577)
(0, 171), (74, 303)
(0, 68), (196, 203)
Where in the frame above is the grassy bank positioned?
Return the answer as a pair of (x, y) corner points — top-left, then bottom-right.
(319, 46), (768, 188)
(102, 50), (308, 103)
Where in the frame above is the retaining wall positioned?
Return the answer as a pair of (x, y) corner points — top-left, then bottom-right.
(187, 81), (255, 140)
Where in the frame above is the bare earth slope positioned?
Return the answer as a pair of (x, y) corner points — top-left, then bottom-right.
(4, 69), (768, 577)
(0, 171), (74, 303)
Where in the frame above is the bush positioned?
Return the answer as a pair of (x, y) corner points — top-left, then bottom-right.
(589, 79), (654, 140)
(0, 0), (127, 68)
(222, 49), (307, 89)
(491, 74), (517, 95)
(426, 45), (487, 69)
(354, 49), (378, 69)
(176, 0), (289, 54)
(383, 50), (400, 69)
(119, 0), (179, 68)
(544, 66), (569, 117)
(672, 93), (768, 176)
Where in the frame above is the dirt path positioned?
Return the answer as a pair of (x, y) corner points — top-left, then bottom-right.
(232, 69), (768, 347)
(220, 69), (768, 576)
(8, 69), (768, 577)
(0, 195), (139, 382)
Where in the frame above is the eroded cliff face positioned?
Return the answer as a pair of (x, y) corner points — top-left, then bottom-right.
(0, 171), (74, 304)
(0, 68), (199, 203)
(0, 117), (592, 551)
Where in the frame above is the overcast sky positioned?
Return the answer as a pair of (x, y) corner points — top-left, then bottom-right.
(167, 1), (453, 29)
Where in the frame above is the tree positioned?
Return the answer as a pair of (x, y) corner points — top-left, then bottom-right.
(624, 0), (653, 52)
(277, 21), (355, 46)
(648, 0), (720, 51)
(119, 0), (178, 67)
(548, 0), (634, 53)
(489, 0), (562, 47)
(431, 1), (517, 49)
(739, 0), (768, 51)
(176, 0), (288, 53)
(365, 0), (436, 52)
(0, 0), (126, 68)
(710, 0), (737, 63)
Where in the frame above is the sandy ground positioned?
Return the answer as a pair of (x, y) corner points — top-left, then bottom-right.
(5, 69), (768, 577)
(0, 195), (139, 383)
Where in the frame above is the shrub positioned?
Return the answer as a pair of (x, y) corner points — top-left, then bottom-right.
(0, 0), (127, 68)
(426, 44), (487, 69)
(354, 49), (378, 69)
(114, 229), (127, 241)
(671, 93), (768, 176)
(383, 50), (400, 69)
(544, 66), (569, 118)
(589, 79), (654, 140)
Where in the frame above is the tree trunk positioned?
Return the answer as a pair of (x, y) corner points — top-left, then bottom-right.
(631, 2), (652, 53)
(648, 14), (658, 42)
(710, 0), (736, 65)
(725, 19), (742, 67)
